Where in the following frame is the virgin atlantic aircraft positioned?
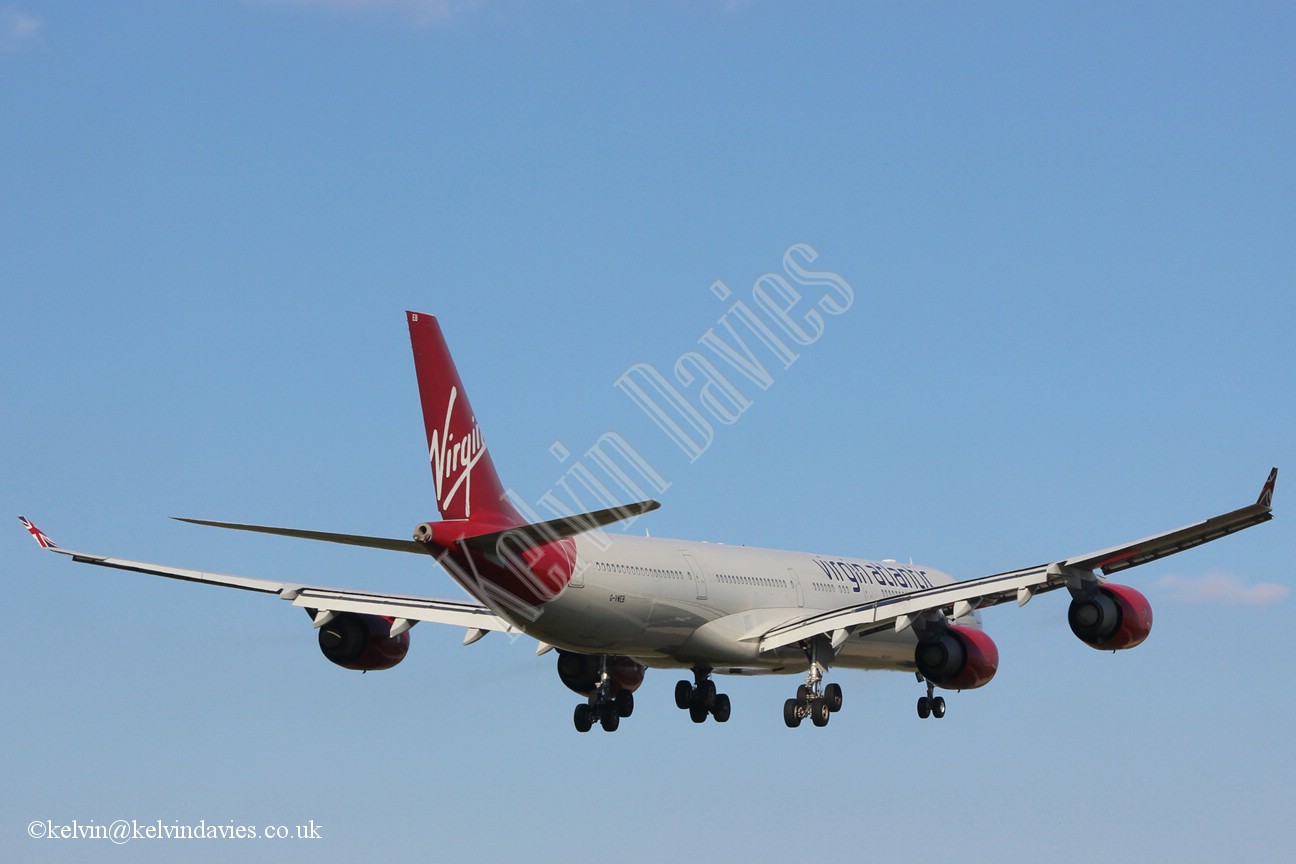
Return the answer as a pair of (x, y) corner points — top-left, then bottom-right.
(20, 312), (1278, 732)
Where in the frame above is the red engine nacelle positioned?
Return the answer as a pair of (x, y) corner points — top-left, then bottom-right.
(1068, 583), (1152, 650)
(318, 613), (410, 671)
(556, 651), (646, 697)
(915, 625), (999, 691)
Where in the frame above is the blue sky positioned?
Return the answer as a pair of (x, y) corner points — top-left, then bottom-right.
(3, 2), (1293, 861)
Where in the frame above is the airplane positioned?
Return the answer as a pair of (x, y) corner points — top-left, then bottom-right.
(20, 311), (1278, 732)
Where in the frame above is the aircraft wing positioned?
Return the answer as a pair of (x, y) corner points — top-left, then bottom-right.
(758, 468), (1277, 653)
(17, 517), (515, 637)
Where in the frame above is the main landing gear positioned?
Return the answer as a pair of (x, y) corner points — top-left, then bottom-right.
(783, 662), (843, 728)
(572, 658), (635, 733)
(915, 673), (946, 720)
(674, 667), (731, 724)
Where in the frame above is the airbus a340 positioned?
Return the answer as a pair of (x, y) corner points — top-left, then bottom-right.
(20, 312), (1278, 732)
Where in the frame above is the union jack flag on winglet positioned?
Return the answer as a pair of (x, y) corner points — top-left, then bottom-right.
(1257, 467), (1278, 510)
(18, 516), (59, 550)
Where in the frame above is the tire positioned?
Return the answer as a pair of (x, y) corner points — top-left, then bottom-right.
(573, 703), (593, 733)
(932, 696), (946, 719)
(698, 679), (717, 709)
(689, 703), (709, 724)
(783, 698), (802, 728)
(711, 693), (731, 723)
(917, 696), (930, 719)
(796, 684), (811, 705)
(674, 680), (693, 710)
(616, 690), (635, 718)
(811, 699), (831, 727)
(602, 708), (620, 732)
(824, 683), (843, 713)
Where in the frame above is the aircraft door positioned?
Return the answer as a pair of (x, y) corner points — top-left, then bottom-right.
(788, 567), (804, 607)
(682, 552), (708, 600)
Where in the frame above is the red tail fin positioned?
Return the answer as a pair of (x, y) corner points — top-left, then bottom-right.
(408, 312), (521, 526)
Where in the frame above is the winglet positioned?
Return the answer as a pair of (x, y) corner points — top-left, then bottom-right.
(1257, 467), (1278, 509)
(18, 516), (60, 550)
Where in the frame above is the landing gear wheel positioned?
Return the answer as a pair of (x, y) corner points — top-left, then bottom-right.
(674, 680), (693, 710)
(783, 698), (802, 728)
(824, 682), (843, 713)
(917, 696), (931, 719)
(796, 684), (811, 704)
(810, 699), (831, 727)
(615, 690), (635, 718)
(689, 703), (709, 724)
(931, 696), (946, 719)
(574, 703), (594, 733)
(599, 701), (620, 732)
(711, 693), (731, 723)
(697, 679), (717, 709)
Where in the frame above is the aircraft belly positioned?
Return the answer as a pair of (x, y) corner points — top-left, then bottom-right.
(644, 596), (711, 649)
(524, 573), (709, 657)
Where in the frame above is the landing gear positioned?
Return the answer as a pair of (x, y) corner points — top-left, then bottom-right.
(915, 675), (947, 720)
(783, 661), (843, 729)
(674, 667), (730, 724)
(572, 656), (635, 733)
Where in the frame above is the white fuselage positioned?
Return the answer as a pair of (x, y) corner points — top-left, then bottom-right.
(499, 533), (975, 677)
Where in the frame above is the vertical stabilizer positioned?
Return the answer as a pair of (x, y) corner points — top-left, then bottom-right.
(407, 312), (521, 526)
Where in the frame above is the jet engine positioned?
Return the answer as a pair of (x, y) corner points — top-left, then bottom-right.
(1068, 583), (1152, 650)
(556, 650), (646, 697)
(317, 612), (410, 671)
(915, 625), (999, 691)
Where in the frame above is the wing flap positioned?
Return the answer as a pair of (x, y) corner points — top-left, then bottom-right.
(287, 588), (515, 632)
(759, 564), (1054, 653)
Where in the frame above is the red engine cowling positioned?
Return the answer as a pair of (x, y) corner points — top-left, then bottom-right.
(915, 625), (999, 691)
(318, 613), (410, 671)
(1068, 583), (1152, 650)
(556, 651), (646, 697)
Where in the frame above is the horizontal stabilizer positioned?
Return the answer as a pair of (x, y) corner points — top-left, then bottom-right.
(177, 499), (660, 557)
(173, 518), (426, 554)
(462, 499), (661, 551)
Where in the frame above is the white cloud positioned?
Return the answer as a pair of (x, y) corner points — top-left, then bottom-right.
(0, 7), (43, 53)
(1156, 572), (1289, 606)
